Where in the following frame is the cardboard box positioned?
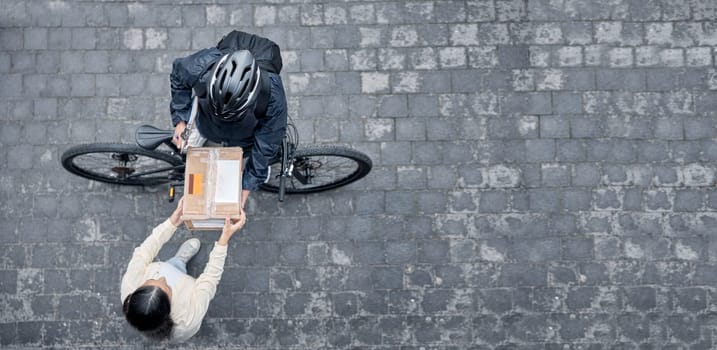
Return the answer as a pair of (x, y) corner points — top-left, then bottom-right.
(182, 147), (243, 230)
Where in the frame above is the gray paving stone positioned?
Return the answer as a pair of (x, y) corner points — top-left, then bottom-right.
(501, 263), (548, 287)
(0, 269), (18, 294)
(673, 190), (704, 212)
(0, 52), (11, 74)
(553, 140), (585, 163)
(395, 118), (425, 141)
(478, 190), (508, 213)
(6, 1), (717, 348)
(377, 94), (408, 118)
(635, 142), (668, 165)
(672, 287), (707, 311)
(497, 45), (530, 68)
(511, 238), (562, 262)
(596, 69), (645, 91)
(538, 115), (568, 139)
(562, 189), (592, 211)
(10, 52), (37, 76)
(16, 321), (43, 345)
(380, 141), (411, 165)
(416, 191), (446, 214)
(540, 164), (569, 187)
(609, 188), (633, 210)
(396, 166), (425, 190)
(562, 238), (594, 260)
(524, 139), (555, 163)
(685, 118), (717, 140)
(502, 92), (552, 115)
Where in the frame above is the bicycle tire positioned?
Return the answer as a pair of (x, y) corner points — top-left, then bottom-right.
(61, 143), (183, 186)
(259, 145), (372, 194)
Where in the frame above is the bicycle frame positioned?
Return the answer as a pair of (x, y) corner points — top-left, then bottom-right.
(62, 124), (371, 200)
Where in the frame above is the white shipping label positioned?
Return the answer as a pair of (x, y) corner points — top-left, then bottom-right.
(214, 160), (241, 203)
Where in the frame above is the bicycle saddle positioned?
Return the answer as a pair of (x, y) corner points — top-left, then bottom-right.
(136, 125), (174, 150)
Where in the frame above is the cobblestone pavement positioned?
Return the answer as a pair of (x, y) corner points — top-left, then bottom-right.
(2, 0), (717, 349)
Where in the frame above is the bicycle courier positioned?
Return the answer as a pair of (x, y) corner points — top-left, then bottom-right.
(169, 30), (288, 195)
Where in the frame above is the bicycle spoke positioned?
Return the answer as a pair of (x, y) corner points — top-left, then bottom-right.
(65, 148), (180, 184)
(259, 145), (372, 194)
(287, 155), (360, 188)
(63, 142), (185, 186)
(127, 165), (183, 178)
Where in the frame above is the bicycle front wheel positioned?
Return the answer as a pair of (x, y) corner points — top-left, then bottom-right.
(61, 143), (183, 186)
(259, 145), (372, 194)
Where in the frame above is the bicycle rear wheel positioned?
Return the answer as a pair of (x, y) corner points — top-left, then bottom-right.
(259, 145), (372, 194)
(61, 143), (183, 186)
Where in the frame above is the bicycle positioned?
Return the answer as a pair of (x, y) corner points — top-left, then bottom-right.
(60, 119), (372, 202)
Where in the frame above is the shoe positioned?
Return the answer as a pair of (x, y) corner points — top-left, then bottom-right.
(173, 238), (200, 265)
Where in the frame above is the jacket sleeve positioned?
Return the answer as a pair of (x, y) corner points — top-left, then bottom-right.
(243, 73), (288, 191)
(120, 219), (177, 302)
(182, 242), (228, 329)
(170, 48), (223, 127)
(170, 58), (194, 127)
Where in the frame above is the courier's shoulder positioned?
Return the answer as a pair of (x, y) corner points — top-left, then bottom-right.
(172, 48), (222, 76)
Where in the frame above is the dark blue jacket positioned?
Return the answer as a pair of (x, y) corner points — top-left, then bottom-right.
(170, 48), (288, 191)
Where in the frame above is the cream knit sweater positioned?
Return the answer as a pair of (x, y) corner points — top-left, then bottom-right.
(120, 219), (227, 343)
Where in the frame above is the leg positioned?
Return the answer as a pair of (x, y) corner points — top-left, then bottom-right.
(167, 238), (201, 274)
(165, 256), (188, 274)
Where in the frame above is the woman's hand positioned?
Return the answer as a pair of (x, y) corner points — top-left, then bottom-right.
(169, 197), (184, 226)
(173, 121), (187, 148)
(217, 210), (246, 246)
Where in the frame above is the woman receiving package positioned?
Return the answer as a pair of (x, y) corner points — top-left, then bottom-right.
(120, 197), (245, 342)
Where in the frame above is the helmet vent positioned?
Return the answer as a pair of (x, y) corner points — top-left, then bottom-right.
(236, 67), (253, 97)
(230, 61), (238, 75)
(219, 71), (228, 91)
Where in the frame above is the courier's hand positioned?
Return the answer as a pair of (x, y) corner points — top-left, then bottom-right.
(173, 121), (187, 149)
(241, 189), (250, 210)
(217, 210), (246, 246)
(170, 197), (184, 226)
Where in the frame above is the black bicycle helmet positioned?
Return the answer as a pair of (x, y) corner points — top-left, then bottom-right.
(206, 50), (260, 122)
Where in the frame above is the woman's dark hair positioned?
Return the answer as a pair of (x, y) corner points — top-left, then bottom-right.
(122, 285), (174, 340)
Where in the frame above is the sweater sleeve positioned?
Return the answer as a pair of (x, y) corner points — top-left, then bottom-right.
(120, 219), (177, 302)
